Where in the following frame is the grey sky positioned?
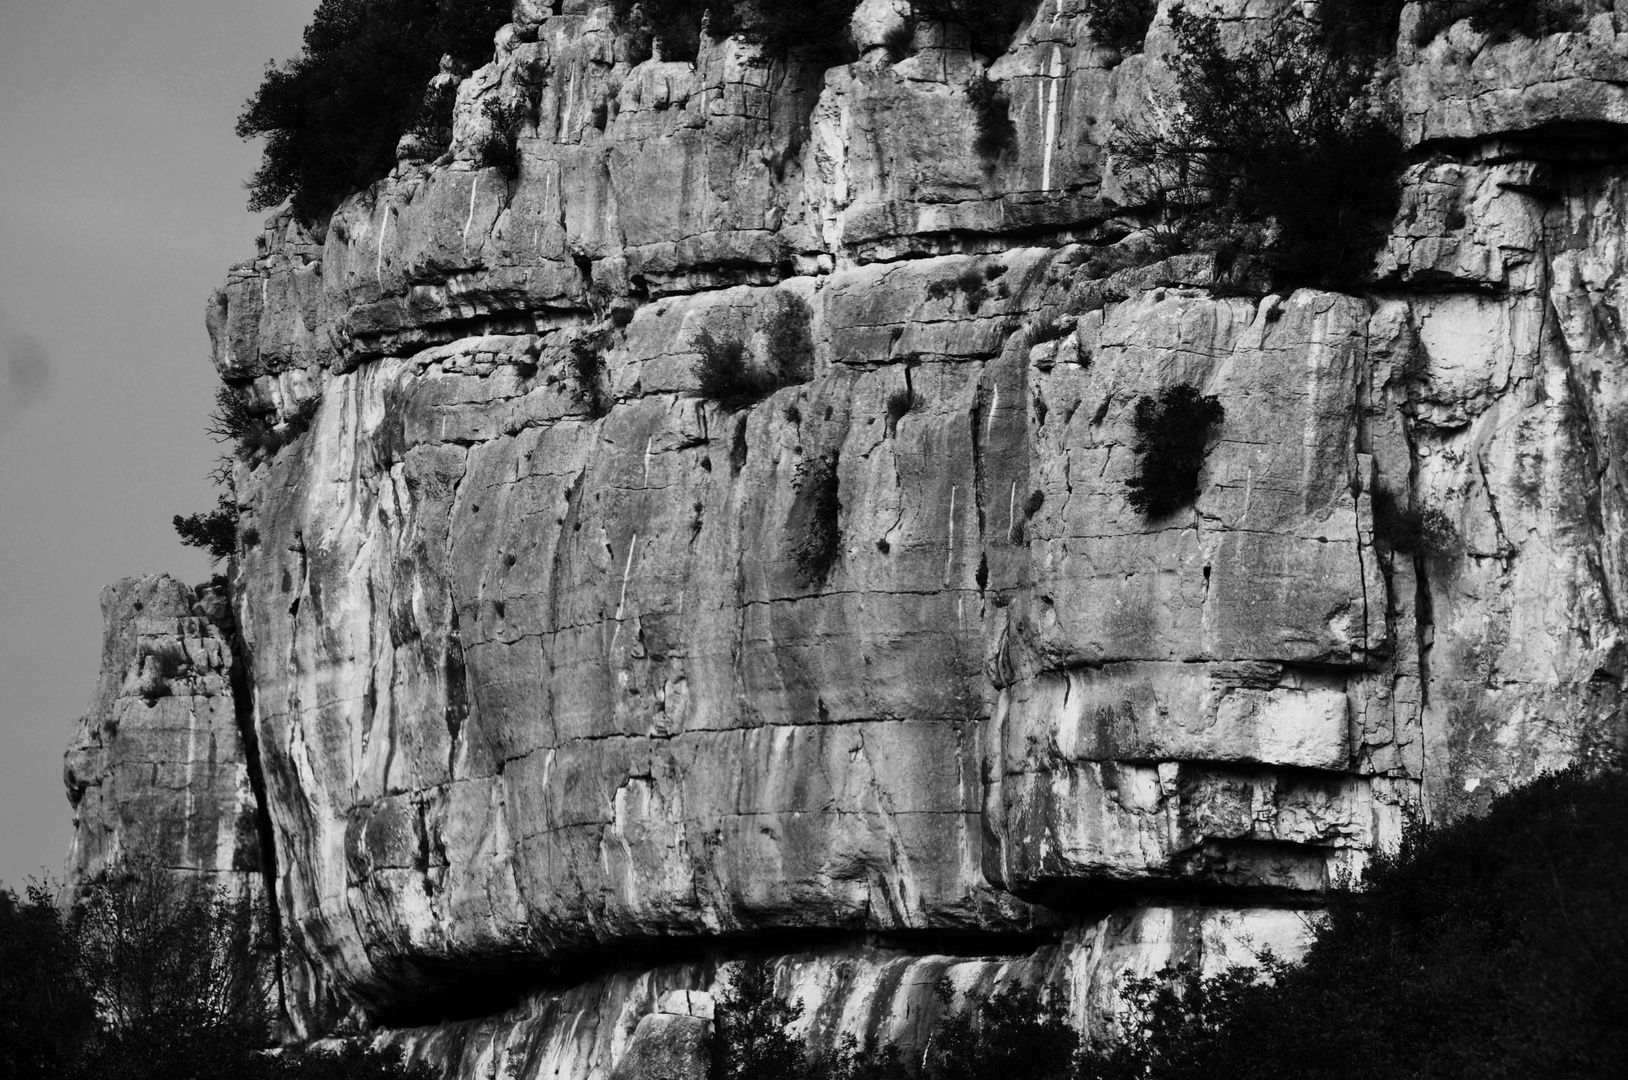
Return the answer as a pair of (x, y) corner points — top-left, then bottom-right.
(0, 0), (320, 887)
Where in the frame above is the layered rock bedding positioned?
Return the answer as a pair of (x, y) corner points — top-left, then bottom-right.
(65, 1), (1628, 1073)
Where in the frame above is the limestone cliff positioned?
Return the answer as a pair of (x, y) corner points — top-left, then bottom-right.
(70, 0), (1628, 1074)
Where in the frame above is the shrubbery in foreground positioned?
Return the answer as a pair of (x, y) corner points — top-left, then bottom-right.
(714, 763), (1628, 1079)
(0, 857), (433, 1080)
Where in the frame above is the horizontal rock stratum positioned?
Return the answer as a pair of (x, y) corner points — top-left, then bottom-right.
(67, 1), (1628, 1074)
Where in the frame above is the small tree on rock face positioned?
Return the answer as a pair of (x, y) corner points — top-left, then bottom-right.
(1114, 2), (1404, 290)
(1124, 383), (1224, 519)
(714, 960), (807, 1080)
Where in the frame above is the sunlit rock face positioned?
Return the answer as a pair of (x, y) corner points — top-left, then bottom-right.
(63, 575), (262, 894)
(60, 0), (1628, 1070)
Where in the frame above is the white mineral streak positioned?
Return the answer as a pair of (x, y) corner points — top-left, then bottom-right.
(67, 0), (1628, 1071)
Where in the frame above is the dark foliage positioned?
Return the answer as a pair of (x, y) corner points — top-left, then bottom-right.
(1372, 489), (1458, 558)
(908, 0), (1033, 56)
(210, 387), (321, 463)
(1124, 383), (1224, 518)
(611, 0), (859, 63)
(883, 21), (918, 62)
(1116, 2), (1404, 290)
(0, 883), (97, 1080)
(568, 335), (612, 418)
(1, 859), (435, 1080)
(926, 267), (995, 311)
(714, 961), (806, 1080)
(735, 0), (863, 61)
(967, 74), (1017, 161)
(1414, 0), (1586, 46)
(790, 455), (842, 584)
(712, 766), (1628, 1080)
(476, 97), (530, 181)
(920, 981), (1080, 1080)
(175, 495), (241, 563)
(1082, 0), (1157, 52)
(238, 0), (512, 225)
(694, 328), (779, 410)
(886, 387), (913, 432)
(1027, 315), (1072, 346)
(1081, 764), (1628, 1080)
(762, 291), (817, 382)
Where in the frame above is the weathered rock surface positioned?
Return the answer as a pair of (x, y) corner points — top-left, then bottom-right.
(63, 575), (262, 892)
(68, 0), (1628, 1073)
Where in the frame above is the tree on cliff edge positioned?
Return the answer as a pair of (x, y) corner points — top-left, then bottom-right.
(238, 0), (510, 226)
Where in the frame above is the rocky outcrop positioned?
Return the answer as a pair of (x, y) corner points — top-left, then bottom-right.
(65, 0), (1628, 1074)
(63, 575), (263, 893)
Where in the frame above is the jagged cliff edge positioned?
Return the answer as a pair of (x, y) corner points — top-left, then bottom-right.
(64, 0), (1628, 1074)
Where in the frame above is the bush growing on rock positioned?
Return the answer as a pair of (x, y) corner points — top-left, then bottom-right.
(476, 98), (530, 181)
(210, 387), (320, 463)
(1124, 383), (1224, 519)
(1081, 0), (1157, 53)
(967, 74), (1018, 161)
(611, 0), (860, 63)
(1, 858), (437, 1080)
(693, 328), (779, 410)
(908, 0), (1033, 56)
(1372, 489), (1458, 558)
(568, 334), (612, 418)
(238, 0), (513, 226)
(1115, 2), (1405, 290)
(174, 495), (241, 563)
(790, 454), (842, 584)
(1413, 0), (1587, 46)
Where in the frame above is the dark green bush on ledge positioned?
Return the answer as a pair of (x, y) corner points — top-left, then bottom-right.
(238, 0), (512, 226)
(1082, 0), (1157, 53)
(1125, 383), (1224, 519)
(1115, 2), (1405, 291)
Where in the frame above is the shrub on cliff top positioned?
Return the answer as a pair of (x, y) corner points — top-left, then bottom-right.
(1114, 2), (1404, 290)
(238, 0), (512, 226)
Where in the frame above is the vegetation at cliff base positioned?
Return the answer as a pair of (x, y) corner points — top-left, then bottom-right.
(238, 0), (512, 225)
(0, 857), (434, 1080)
(713, 763), (1628, 1079)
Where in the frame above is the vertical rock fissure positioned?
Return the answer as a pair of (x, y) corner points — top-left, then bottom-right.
(224, 576), (290, 1030)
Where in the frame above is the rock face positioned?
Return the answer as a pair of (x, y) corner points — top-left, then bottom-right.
(68, 0), (1628, 1074)
(63, 575), (263, 893)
